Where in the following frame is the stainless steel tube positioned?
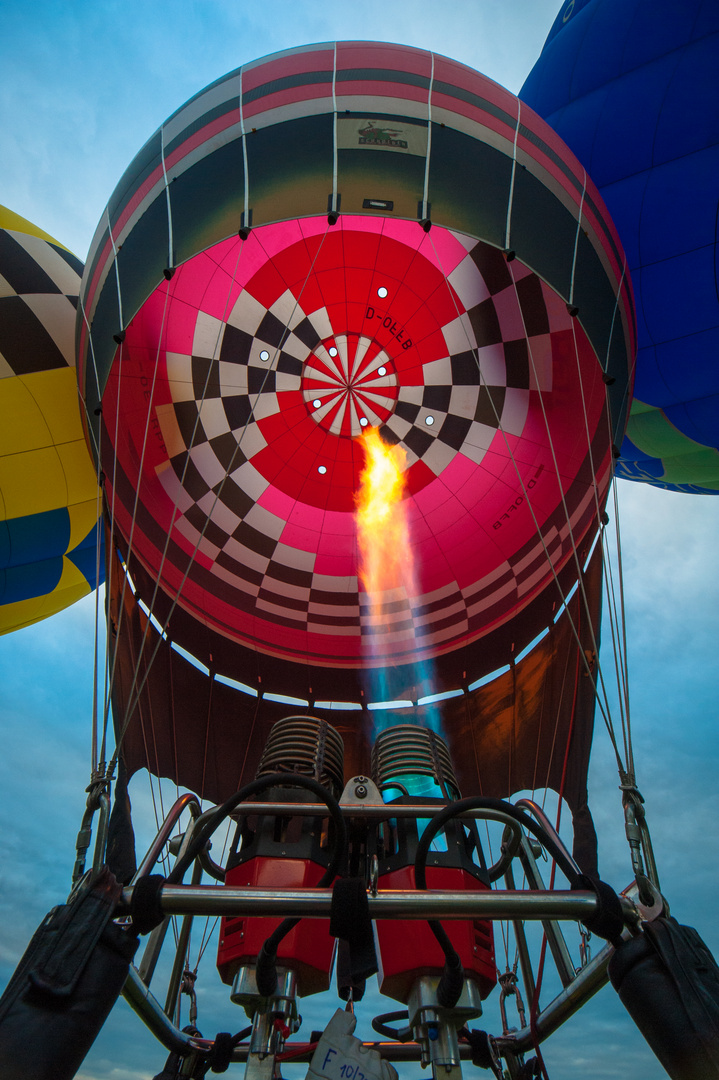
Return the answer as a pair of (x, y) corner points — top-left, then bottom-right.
(123, 883), (635, 921)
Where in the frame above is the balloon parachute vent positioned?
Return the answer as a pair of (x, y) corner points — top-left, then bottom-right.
(255, 715), (345, 798)
(371, 724), (460, 801)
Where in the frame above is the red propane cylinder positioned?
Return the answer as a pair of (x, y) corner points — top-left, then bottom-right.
(217, 856), (336, 997)
(374, 864), (496, 1004)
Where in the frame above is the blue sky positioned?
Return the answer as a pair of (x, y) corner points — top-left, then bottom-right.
(2, 3), (719, 1078)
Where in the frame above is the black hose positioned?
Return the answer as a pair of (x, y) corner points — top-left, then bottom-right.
(413, 796), (622, 1000)
(165, 772), (347, 996)
(414, 796), (581, 894)
(371, 1010), (412, 1041)
(413, 796), (587, 1008)
(167, 773), (346, 885)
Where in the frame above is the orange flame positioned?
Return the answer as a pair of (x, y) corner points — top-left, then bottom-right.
(356, 427), (412, 630)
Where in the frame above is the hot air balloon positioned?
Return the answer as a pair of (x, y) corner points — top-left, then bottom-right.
(63, 37), (644, 1075)
(79, 40), (632, 805)
(520, 0), (719, 494)
(8, 39), (710, 1080)
(0, 205), (104, 633)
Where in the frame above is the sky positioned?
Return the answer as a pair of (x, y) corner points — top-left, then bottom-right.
(1, 2), (718, 1078)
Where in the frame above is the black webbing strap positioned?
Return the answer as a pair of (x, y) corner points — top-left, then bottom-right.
(129, 874), (166, 935)
(208, 1032), (234, 1073)
(570, 873), (625, 947)
(330, 877), (378, 990)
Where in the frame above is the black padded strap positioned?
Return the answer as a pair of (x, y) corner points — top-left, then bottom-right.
(461, 1028), (503, 1074)
(463, 1027), (493, 1069)
(335, 939), (366, 1002)
(208, 1032), (234, 1073)
(130, 875), (166, 935)
(571, 873), (624, 947)
(330, 877), (377, 984)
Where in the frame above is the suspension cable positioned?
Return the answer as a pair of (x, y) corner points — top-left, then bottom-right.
(105, 222), (335, 771)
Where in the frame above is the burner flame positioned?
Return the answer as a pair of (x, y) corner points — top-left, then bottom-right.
(355, 427), (411, 625)
(355, 428), (442, 733)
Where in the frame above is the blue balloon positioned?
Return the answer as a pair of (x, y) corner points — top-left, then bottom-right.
(521, 0), (719, 493)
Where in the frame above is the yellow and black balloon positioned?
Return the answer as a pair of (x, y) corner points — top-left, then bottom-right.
(0, 205), (102, 634)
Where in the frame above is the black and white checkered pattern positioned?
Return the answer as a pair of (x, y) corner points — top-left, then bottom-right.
(0, 228), (82, 377)
(148, 233), (598, 654)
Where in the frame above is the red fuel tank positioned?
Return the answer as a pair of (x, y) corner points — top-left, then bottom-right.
(374, 865), (496, 1004)
(217, 856), (336, 996)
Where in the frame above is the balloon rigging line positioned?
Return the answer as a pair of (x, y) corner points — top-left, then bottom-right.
(594, 255), (636, 775)
(101, 333), (127, 768)
(331, 44), (338, 214)
(90, 395), (104, 775)
(169, 638), (182, 801)
(238, 68), (250, 227)
(106, 206), (125, 332)
(80, 289), (124, 769)
(602, 254), (631, 677)
(594, 254), (637, 772)
(77, 297), (103, 463)
(192, 823), (234, 972)
(199, 676), (215, 803)
(160, 124), (175, 272)
(568, 169), (587, 310)
(104, 237), (246, 774)
(508, 259), (626, 770)
(78, 295), (111, 775)
(601, 255), (635, 474)
(109, 236), (248, 736)
(425, 227), (623, 768)
(195, 916), (221, 969)
(601, 536), (633, 769)
(597, 464), (632, 763)
(146, 675), (169, 831)
(101, 284), (173, 772)
(609, 314), (634, 745)
(500, 244), (626, 768)
(569, 316), (605, 543)
(128, 622), (166, 837)
(461, 691), (512, 970)
(504, 99), (521, 252)
(603, 486), (634, 775)
(108, 223), (335, 763)
(611, 481), (633, 769)
(194, 819), (235, 967)
(510, 267), (601, 659)
(600, 255), (633, 731)
(566, 310), (634, 764)
(533, 631), (574, 799)
(421, 52), (435, 222)
(604, 257), (629, 375)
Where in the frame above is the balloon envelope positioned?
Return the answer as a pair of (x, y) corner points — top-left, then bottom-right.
(521, 0), (719, 493)
(80, 41), (634, 691)
(0, 206), (103, 634)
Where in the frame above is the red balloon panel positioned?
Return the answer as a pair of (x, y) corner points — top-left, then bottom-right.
(102, 216), (609, 667)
